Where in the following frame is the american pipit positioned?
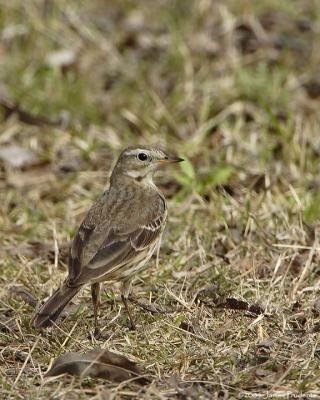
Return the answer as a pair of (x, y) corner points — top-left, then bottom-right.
(33, 146), (183, 332)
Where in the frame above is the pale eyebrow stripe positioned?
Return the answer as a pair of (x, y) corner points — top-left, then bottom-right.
(125, 149), (149, 156)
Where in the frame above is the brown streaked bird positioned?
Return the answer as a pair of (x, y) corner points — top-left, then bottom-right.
(33, 146), (183, 332)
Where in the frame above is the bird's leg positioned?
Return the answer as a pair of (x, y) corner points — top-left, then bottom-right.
(121, 295), (136, 330)
(91, 282), (100, 335)
(121, 279), (135, 330)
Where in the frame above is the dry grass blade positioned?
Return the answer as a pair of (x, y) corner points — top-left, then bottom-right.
(130, 296), (175, 314)
(290, 237), (319, 298)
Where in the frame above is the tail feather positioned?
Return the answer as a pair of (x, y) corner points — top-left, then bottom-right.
(33, 283), (81, 329)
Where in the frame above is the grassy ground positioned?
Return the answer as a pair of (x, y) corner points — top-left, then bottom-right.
(1, 0), (320, 398)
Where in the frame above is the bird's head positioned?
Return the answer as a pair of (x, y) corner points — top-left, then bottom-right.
(111, 145), (184, 184)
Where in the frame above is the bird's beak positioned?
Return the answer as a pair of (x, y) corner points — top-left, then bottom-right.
(158, 156), (184, 165)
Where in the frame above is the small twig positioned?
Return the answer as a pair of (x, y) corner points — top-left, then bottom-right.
(8, 286), (38, 308)
(0, 97), (61, 126)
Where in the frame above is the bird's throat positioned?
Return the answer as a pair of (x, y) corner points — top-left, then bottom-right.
(124, 170), (156, 189)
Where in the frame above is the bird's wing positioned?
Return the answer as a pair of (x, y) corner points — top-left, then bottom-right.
(68, 192), (166, 285)
(68, 195), (106, 282)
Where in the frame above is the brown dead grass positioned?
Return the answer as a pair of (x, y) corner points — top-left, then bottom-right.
(1, 0), (320, 399)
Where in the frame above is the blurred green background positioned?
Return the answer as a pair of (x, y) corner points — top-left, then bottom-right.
(0, 1), (319, 214)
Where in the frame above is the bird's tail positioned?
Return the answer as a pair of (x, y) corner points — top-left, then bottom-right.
(33, 283), (81, 329)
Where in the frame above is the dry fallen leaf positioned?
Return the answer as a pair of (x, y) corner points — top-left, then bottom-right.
(8, 239), (70, 264)
(46, 349), (148, 384)
(0, 145), (37, 168)
(196, 285), (265, 315)
(196, 283), (221, 303)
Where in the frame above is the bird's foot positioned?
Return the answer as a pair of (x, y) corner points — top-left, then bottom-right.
(127, 319), (136, 331)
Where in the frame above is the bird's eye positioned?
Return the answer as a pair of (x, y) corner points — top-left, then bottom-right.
(138, 153), (148, 161)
